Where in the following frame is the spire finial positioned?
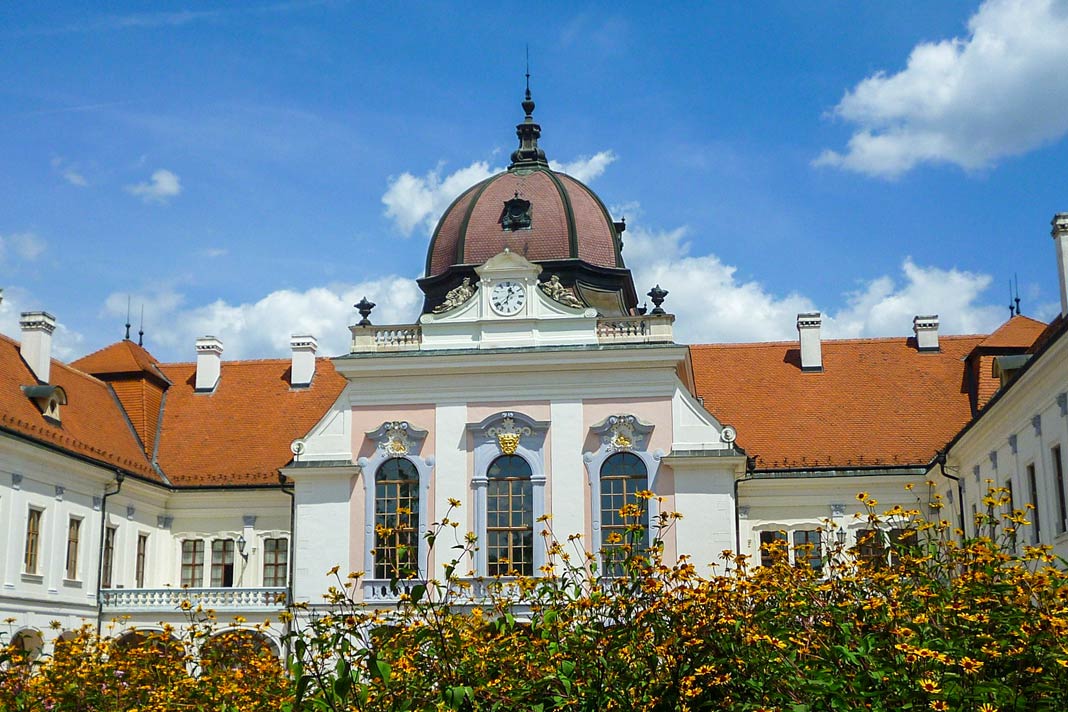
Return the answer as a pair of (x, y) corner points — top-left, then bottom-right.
(124, 295), (131, 341)
(510, 48), (547, 168)
(1014, 273), (1021, 316)
(1008, 280), (1015, 317)
(138, 304), (145, 346)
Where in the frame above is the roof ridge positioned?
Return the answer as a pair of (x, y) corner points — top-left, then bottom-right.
(689, 333), (988, 349)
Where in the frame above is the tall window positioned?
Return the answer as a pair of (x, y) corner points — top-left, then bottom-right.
(211, 539), (236, 587)
(792, 529), (822, 572)
(65, 518), (81, 579)
(181, 539), (205, 587)
(889, 527), (917, 566)
(856, 528), (885, 568)
(486, 455), (533, 577)
(263, 538), (289, 587)
(759, 530), (788, 567)
(135, 533), (149, 588)
(24, 508), (43, 575)
(102, 526), (117, 588)
(1054, 445), (1066, 534)
(599, 452), (649, 573)
(1028, 463), (1041, 543)
(374, 459), (420, 580)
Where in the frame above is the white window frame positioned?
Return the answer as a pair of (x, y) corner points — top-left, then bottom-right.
(468, 412), (548, 577)
(357, 421), (433, 581)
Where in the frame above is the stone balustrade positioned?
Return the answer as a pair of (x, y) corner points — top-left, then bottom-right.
(595, 314), (674, 343)
(100, 587), (287, 612)
(350, 324), (423, 353)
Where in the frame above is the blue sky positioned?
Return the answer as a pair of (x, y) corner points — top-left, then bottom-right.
(2, 1), (1067, 361)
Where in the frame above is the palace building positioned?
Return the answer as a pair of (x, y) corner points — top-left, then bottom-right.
(3, 89), (1068, 658)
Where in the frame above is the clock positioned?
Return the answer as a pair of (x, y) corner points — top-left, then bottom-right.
(490, 280), (526, 316)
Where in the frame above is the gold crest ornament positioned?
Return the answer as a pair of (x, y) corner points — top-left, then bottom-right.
(498, 432), (521, 455)
(488, 415), (533, 456)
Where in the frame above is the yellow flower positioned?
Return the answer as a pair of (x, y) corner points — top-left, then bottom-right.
(918, 678), (941, 693)
(327, 565), (340, 576)
(929, 701), (948, 711)
(977, 704), (997, 712)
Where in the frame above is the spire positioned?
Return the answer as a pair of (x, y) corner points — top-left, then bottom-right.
(124, 295), (132, 341)
(509, 56), (548, 169)
(138, 304), (145, 347)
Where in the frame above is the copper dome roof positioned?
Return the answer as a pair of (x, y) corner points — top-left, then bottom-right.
(424, 167), (624, 278)
(417, 83), (638, 316)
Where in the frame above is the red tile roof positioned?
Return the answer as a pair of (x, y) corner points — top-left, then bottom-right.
(72, 340), (170, 383)
(153, 358), (347, 486)
(0, 334), (161, 482)
(976, 315), (1047, 349)
(689, 335), (986, 471)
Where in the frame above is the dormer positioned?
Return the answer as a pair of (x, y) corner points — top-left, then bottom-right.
(21, 384), (67, 424)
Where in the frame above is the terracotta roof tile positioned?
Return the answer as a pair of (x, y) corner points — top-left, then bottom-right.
(154, 358), (347, 486)
(0, 334), (161, 481)
(689, 335), (985, 471)
(72, 340), (170, 383)
(976, 314), (1046, 349)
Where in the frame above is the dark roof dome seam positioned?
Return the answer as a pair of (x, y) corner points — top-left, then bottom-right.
(424, 179), (491, 277)
(454, 173), (502, 268)
(540, 167), (579, 259)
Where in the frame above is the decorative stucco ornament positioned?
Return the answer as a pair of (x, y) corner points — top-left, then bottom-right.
(433, 277), (476, 313)
(381, 421), (412, 456)
(603, 415), (644, 452)
(501, 191), (532, 231)
(540, 274), (585, 308)
(488, 416), (532, 455)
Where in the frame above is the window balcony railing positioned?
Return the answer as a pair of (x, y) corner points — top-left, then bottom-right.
(100, 587), (287, 613)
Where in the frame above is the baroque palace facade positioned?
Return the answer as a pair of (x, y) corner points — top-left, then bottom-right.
(3, 91), (1068, 658)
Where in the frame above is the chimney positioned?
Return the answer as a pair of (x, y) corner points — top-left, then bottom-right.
(913, 315), (939, 352)
(1052, 213), (1068, 317)
(290, 334), (318, 387)
(19, 311), (56, 383)
(194, 336), (223, 392)
(796, 312), (823, 372)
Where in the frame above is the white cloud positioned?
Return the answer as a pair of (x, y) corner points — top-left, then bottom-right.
(127, 169), (182, 204)
(106, 277), (422, 361)
(0, 286), (84, 361)
(623, 218), (1005, 343)
(51, 156), (88, 187)
(382, 161), (498, 237)
(816, 0), (1068, 178)
(0, 232), (47, 262)
(549, 150), (617, 183)
(382, 151), (616, 237)
(198, 247), (229, 258)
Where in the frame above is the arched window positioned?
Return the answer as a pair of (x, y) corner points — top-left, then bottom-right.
(486, 455), (534, 577)
(374, 458), (420, 580)
(599, 452), (649, 573)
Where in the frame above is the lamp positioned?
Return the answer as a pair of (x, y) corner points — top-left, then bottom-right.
(237, 534), (248, 560)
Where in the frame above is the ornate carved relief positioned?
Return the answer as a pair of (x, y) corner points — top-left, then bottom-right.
(539, 275), (584, 309)
(365, 420), (429, 458)
(487, 416), (533, 455)
(433, 277), (476, 314)
(591, 414), (654, 454)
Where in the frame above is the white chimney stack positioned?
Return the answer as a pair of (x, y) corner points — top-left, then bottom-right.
(290, 334), (318, 387)
(797, 312), (823, 372)
(1052, 213), (1068, 317)
(19, 311), (56, 383)
(913, 315), (939, 352)
(194, 336), (223, 392)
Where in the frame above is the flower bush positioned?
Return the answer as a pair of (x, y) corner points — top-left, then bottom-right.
(3, 483), (1068, 711)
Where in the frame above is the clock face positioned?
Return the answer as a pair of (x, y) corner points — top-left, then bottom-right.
(490, 280), (526, 316)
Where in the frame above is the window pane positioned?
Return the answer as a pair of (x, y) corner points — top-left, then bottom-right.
(24, 509), (42, 574)
(759, 530), (788, 567)
(181, 539), (204, 588)
(599, 453), (649, 575)
(136, 534), (148, 588)
(211, 539), (235, 587)
(66, 518), (81, 579)
(856, 528), (885, 569)
(102, 527), (117, 588)
(792, 529), (822, 572)
(263, 538), (289, 587)
(486, 455), (533, 576)
(373, 459), (420, 580)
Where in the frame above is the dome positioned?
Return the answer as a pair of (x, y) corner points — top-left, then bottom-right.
(424, 168), (623, 277)
(418, 84), (637, 316)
